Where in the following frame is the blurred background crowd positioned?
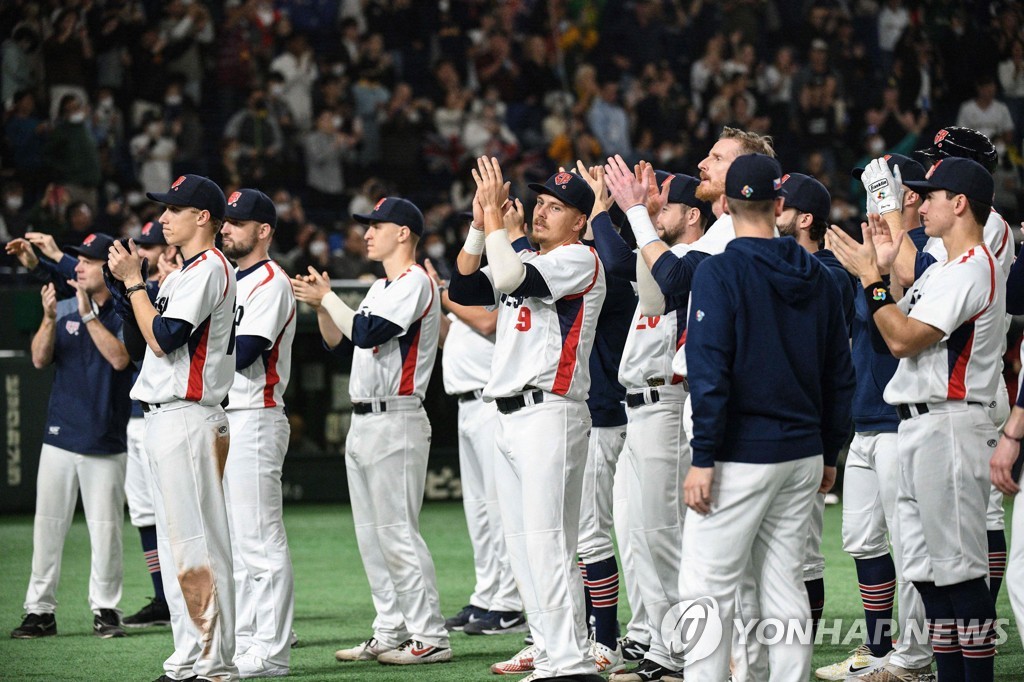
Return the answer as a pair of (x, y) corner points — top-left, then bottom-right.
(2, 0), (1024, 282)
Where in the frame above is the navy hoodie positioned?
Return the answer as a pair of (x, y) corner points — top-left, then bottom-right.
(686, 237), (855, 468)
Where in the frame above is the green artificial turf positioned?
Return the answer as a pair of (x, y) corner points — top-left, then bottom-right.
(1, 502), (1021, 680)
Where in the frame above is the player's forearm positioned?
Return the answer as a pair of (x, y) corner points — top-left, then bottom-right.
(84, 320), (130, 371)
(31, 319), (56, 369)
(870, 305), (932, 359)
(320, 291), (355, 339)
(129, 293), (165, 357)
(485, 228), (527, 294)
(456, 227), (485, 275)
(884, 211), (917, 287)
(1003, 406), (1024, 438)
(437, 313), (451, 348)
(316, 307), (345, 348)
(442, 292), (497, 336)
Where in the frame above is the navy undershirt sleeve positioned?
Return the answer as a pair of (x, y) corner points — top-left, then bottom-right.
(448, 268), (497, 306)
(152, 317), (193, 354)
(651, 249), (709, 311)
(351, 313), (404, 349)
(234, 335), (270, 370)
(510, 264), (552, 299)
(591, 211), (638, 281)
(1007, 255), (1024, 315)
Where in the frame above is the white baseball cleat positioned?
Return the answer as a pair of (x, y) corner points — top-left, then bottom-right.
(490, 644), (538, 675)
(591, 640), (626, 673)
(334, 637), (394, 661)
(235, 653), (288, 678)
(857, 662), (935, 682)
(376, 639), (453, 665)
(814, 644), (890, 680)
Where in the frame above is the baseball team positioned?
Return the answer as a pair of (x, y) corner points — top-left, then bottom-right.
(6, 121), (1024, 682)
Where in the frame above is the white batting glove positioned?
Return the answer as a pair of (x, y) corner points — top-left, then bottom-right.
(860, 158), (904, 215)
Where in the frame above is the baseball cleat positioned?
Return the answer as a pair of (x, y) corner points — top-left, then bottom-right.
(289, 629), (299, 648)
(490, 644), (538, 674)
(151, 676), (198, 681)
(376, 639), (452, 665)
(618, 637), (651, 662)
(608, 657), (681, 681)
(524, 633), (534, 645)
(857, 663), (935, 682)
(464, 610), (529, 635)
(814, 644), (890, 679)
(235, 653), (288, 678)
(123, 598), (171, 628)
(445, 604), (488, 632)
(10, 612), (56, 639)
(93, 609), (127, 638)
(334, 637), (394, 661)
(590, 640), (626, 673)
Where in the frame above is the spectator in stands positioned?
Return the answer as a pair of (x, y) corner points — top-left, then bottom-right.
(588, 76), (633, 160)
(0, 181), (29, 242)
(956, 75), (1016, 147)
(303, 109), (355, 225)
(223, 88), (284, 185)
(4, 90), (49, 199)
(877, 0), (910, 74)
(379, 83), (430, 192)
(130, 113), (176, 195)
(998, 39), (1024, 143)
(270, 32), (318, 131)
(43, 95), (101, 211)
(2, 26), (41, 108)
(43, 9), (93, 121)
(160, 0), (214, 105)
(331, 223), (380, 281)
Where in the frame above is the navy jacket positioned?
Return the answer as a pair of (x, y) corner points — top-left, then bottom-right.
(686, 237), (855, 468)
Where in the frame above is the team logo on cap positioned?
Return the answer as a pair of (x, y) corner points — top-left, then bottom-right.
(925, 159), (942, 179)
(171, 176), (186, 190)
(142, 222), (154, 236)
(780, 174), (790, 184)
(227, 191), (241, 206)
(554, 172), (573, 188)
(82, 233), (97, 246)
(741, 185), (754, 198)
(934, 129), (949, 145)
(772, 177), (782, 190)
(373, 197), (387, 211)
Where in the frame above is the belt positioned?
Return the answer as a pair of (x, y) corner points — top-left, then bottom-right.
(495, 390), (545, 415)
(626, 389), (660, 408)
(455, 389), (484, 402)
(140, 401), (161, 413)
(896, 401), (984, 421)
(352, 397), (422, 414)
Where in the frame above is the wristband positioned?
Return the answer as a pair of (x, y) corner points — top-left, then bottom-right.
(864, 281), (895, 315)
(125, 283), (147, 298)
(626, 204), (660, 248)
(463, 228), (485, 256)
(81, 310), (97, 324)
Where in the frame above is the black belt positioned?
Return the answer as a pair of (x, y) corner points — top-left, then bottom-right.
(626, 389), (660, 408)
(140, 401), (161, 413)
(353, 402), (381, 414)
(455, 389), (483, 402)
(896, 401), (983, 420)
(495, 390), (544, 415)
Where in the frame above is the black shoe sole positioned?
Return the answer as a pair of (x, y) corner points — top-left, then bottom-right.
(11, 630), (57, 639)
(124, 620), (171, 629)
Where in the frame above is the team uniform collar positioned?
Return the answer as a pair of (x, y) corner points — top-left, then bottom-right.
(236, 259), (271, 280)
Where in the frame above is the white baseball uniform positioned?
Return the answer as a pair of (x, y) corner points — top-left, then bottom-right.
(612, 444), (652, 648)
(124, 416), (155, 528)
(442, 314), (520, 613)
(132, 247), (238, 681)
(341, 265), (448, 647)
(223, 259), (296, 671)
(476, 242), (606, 676)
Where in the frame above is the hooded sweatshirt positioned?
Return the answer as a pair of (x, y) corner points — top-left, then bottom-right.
(685, 237), (855, 469)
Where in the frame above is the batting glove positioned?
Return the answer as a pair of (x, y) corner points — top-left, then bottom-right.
(860, 158), (904, 215)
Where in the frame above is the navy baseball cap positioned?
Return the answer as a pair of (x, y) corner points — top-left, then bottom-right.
(225, 188), (277, 228)
(780, 173), (830, 223)
(528, 171), (595, 216)
(146, 174), (227, 220)
(134, 220), (167, 246)
(655, 170), (713, 221)
(353, 197), (425, 236)
(63, 232), (115, 259)
(903, 157), (994, 205)
(725, 154), (783, 201)
(851, 153), (926, 184)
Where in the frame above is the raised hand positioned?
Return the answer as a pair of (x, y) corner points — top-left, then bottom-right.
(41, 283), (57, 320)
(825, 223), (880, 280)
(423, 258), (445, 288)
(5, 238), (39, 269)
(867, 213), (903, 272)
(575, 160), (613, 216)
(24, 232), (63, 261)
(860, 158), (904, 215)
(107, 239), (143, 285)
(471, 156), (508, 211)
(639, 162), (672, 219)
(290, 266), (332, 307)
(603, 154), (649, 212)
(502, 197), (527, 239)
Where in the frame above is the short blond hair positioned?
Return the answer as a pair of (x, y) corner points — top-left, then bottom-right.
(720, 126), (776, 158)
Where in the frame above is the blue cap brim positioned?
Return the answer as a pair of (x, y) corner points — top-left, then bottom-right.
(146, 191), (193, 207)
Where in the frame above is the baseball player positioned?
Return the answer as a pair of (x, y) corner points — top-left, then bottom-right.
(586, 164), (711, 682)
(815, 155), (934, 682)
(9, 232), (133, 641)
(448, 157), (606, 681)
(220, 189), (297, 677)
(429, 210), (525, 638)
(291, 197), (451, 666)
(121, 221), (175, 629)
(828, 157), (1004, 681)
(678, 154), (855, 682)
(107, 174), (238, 682)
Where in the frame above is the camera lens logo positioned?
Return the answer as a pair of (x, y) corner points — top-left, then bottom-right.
(661, 597), (723, 664)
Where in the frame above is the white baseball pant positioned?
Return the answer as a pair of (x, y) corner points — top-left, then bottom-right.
(456, 395), (520, 612)
(1006, 469), (1024, 648)
(224, 407), (294, 669)
(680, 457), (822, 682)
(578, 426), (626, 562)
(124, 416), (156, 527)
(146, 402), (237, 681)
(841, 431), (931, 669)
(613, 443), (651, 645)
(895, 403), (993, 586)
(624, 387), (689, 670)
(345, 405), (448, 647)
(802, 495), (826, 582)
(24, 444), (126, 615)
(493, 396), (593, 676)
(986, 384), (1009, 532)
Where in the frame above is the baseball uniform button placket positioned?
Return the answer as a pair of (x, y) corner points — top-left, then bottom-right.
(351, 396), (422, 414)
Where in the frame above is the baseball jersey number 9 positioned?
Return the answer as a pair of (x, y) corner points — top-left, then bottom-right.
(515, 307), (532, 332)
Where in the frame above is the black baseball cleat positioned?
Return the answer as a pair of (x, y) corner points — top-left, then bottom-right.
(619, 637), (652, 662)
(123, 598), (171, 628)
(444, 604), (487, 632)
(93, 609), (127, 638)
(11, 612), (56, 639)
(464, 610), (529, 635)
(608, 657), (682, 681)
(152, 676), (198, 682)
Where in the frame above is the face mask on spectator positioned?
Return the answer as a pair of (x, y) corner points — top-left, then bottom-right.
(6, 196), (23, 211)
(165, 94), (182, 106)
(69, 111), (86, 123)
(147, 122), (162, 137)
(275, 202), (290, 215)
(98, 97), (114, 110)
(309, 241), (327, 257)
(425, 242), (445, 259)
(270, 84), (284, 97)
(126, 192), (144, 207)
(868, 137), (885, 156)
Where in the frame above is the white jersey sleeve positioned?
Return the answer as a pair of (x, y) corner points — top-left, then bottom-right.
(131, 248), (237, 406)
(348, 265), (440, 401)
(228, 260), (296, 410)
(442, 314), (495, 394)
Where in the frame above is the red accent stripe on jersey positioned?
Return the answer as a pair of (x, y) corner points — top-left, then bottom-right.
(263, 307), (295, 407)
(996, 216), (1010, 258)
(182, 252), (208, 273)
(211, 249), (232, 299)
(563, 247), (601, 301)
(552, 300), (585, 395)
(398, 326), (421, 396)
(671, 327), (687, 385)
(185, 322), (211, 402)
(248, 262), (277, 301)
(946, 246), (997, 400)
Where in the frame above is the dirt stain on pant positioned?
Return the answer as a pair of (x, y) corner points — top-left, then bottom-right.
(214, 425), (230, 481)
(179, 565), (218, 657)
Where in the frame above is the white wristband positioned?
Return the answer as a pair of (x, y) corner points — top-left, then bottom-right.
(626, 204), (660, 248)
(81, 311), (97, 324)
(464, 228), (485, 255)
(320, 291), (356, 338)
